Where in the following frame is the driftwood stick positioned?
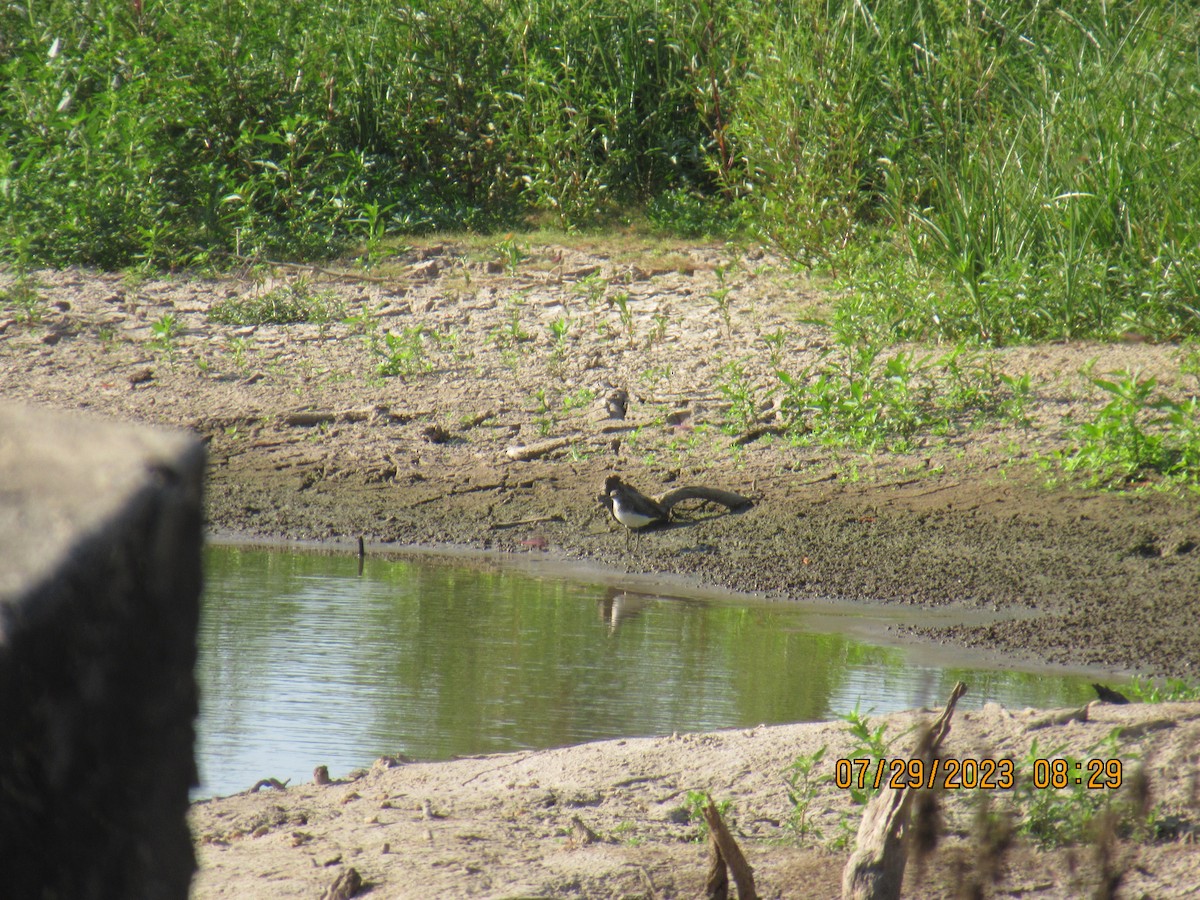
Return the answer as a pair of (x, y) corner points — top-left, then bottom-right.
(841, 682), (967, 900)
(248, 777), (289, 793)
(505, 437), (575, 461)
(655, 485), (753, 514)
(1026, 705), (1089, 731)
(731, 425), (786, 446)
(706, 831), (730, 900)
(703, 800), (758, 900)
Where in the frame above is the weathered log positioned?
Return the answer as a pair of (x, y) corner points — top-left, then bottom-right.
(1026, 705), (1089, 731)
(703, 800), (758, 900)
(706, 833), (730, 900)
(841, 682), (967, 900)
(655, 485), (754, 514)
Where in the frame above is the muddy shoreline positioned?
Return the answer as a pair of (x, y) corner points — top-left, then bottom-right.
(3, 244), (1199, 677)
(204, 435), (1200, 677)
(7, 243), (1200, 898)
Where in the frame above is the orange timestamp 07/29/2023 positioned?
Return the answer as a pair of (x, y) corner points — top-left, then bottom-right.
(834, 756), (1124, 792)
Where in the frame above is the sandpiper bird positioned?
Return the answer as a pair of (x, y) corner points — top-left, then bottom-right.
(601, 475), (668, 547)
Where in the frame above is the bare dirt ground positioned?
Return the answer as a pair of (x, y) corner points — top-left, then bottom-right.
(190, 700), (1200, 899)
(3, 238), (1199, 896)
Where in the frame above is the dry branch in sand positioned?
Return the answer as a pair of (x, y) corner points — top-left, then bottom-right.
(841, 681), (968, 900)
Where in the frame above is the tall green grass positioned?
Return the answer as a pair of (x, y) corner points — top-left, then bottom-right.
(3, 0), (1200, 344)
(727, 1), (1200, 342)
(1, 0), (731, 265)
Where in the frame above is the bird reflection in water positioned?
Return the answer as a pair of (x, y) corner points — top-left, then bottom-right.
(597, 588), (653, 633)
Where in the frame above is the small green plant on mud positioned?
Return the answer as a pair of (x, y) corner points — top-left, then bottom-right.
(493, 296), (532, 349)
(649, 311), (670, 347)
(840, 706), (894, 806)
(548, 315), (571, 360)
(1125, 676), (1200, 702)
(208, 279), (341, 326)
(716, 360), (760, 434)
(761, 328), (787, 369)
(1010, 732), (1140, 849)
(495, 234), (526, 274)
(573, 272), (607, 309)
(784, 745), (828, 843)
(344, 306), (379, 336)
(613, 292), (635, 346)
(225, 335), (253, 372)
(1, 274), (46, 324)
(999, 372), (1034, 426)
(353, 200), (394, 268)
(528, 387), (556, 435)
(684, 791), (734, 843)
(150, 312), (182, 361)
(710, 263), (733, 331)
(376, 325), (432, 377)
(641, 363), (672, 386)
(120, 264), (150, 293)
(562, 387), (596, 412)
(1057, 369), (1200, 487)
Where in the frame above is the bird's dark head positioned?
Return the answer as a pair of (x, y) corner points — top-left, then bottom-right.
(603, 474), (624, 495)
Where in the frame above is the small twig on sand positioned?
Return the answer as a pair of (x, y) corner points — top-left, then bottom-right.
(731, 425), (786, 446)
(459, 752), (534, 787)
(505, 437), (576, 461)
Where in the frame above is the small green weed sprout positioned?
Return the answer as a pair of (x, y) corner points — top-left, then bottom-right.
(613, 292), (635, 345)
(150, 313), (182, 361)
(209, 279), (341, 326)
(376, 325), (433, 377)
(684, 791), (734, 843)
(492, 296), (532, 349)
(353, 200), (394, 268)
(999, 372), (1034, 426)
(710, 263), (733, 331)
(574, 272), (607, 308)
(562, 387), (596, 412)
(226, 335), (252, 371)
(650, 311), (670, 346)
(784, 746), (828, 843)
(495, 234), (526, 274)
(841, 706), (893, 805)
(1125, 677), (1200, 702)
(548, 315), (571, 351)
(762, 328), (787, 369)
(529, 387), (556, 434)
(1058, 369), (1200, 486)
(1, 275), (46, 324)
(716, 360), (760, 434)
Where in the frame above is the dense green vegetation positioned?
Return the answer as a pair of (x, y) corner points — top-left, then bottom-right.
(3, 1), (1200, 343)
